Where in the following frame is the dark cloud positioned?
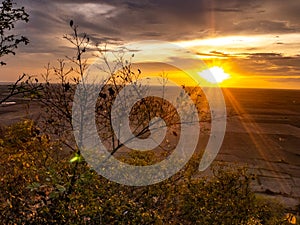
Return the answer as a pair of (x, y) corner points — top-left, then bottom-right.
(210, 51), (231, 57)
(230, 53), (300, 76)
(197, 51), (232, 58)
(233, 20), (296, 33)
(268, 77), (300, 83)
(89, 36), (123, 45)
(11, 0), (299, 51)
(213, 7), (242, 12)
(245, 53), (283, 58)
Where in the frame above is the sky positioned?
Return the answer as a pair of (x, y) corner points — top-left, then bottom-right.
(1, 0), (300, 89)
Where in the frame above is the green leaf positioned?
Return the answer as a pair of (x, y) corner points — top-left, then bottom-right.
(56, 184), (66, 192)
(70, 153), (81, 163)
(49, 191), (59, 199)
(26, 182), (40, 191)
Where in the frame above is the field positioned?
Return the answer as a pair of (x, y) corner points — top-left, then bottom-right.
(219, 88), (300, 207)
(1, 85), (300, 208)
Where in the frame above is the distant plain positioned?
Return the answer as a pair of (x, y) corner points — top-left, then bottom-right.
(1, 85), (299, 207)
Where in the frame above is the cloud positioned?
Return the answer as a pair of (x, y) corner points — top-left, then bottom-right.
(196, 51), (234, 58)
(232, 20), (296, 33)
(244, 53), (283, 58)
(12, 0), (300, 51)
(230, 53), (300, 76)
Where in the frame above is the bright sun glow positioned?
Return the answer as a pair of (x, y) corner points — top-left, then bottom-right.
(198, 66), (230, 84)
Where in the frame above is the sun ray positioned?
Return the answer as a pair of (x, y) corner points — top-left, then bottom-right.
(223, 89), (291, 194)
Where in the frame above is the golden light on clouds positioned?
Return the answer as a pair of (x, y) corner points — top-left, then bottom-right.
(176, 33), (300, 57)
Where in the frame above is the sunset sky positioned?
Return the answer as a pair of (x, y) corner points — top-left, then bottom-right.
(1, 0), (300, 89)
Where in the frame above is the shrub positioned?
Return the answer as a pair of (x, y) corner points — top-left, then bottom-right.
(0, 120), (296, 224)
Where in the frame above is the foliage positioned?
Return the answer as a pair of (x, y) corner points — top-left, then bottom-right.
(0, 120), (296, 224)
(0, 0), (29, 65)
(0, 0), (33, 105)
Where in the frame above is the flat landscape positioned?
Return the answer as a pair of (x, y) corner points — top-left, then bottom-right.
(1, 86), (300, 207)
(219, 88), (300, 208)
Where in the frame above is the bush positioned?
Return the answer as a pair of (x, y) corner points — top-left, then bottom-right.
(0, 121), (296, 224)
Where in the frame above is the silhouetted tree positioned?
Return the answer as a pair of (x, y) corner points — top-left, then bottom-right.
(0, 1), (32, 104)
(0, 0), (29, 65)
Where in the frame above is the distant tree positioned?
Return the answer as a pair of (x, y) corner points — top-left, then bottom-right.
(0, 0), (29, 65)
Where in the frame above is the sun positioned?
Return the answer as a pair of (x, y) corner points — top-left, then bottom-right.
(198, 66), (231, 84)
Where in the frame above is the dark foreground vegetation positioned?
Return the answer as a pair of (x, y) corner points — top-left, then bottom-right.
(0, 119), (297, 224)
